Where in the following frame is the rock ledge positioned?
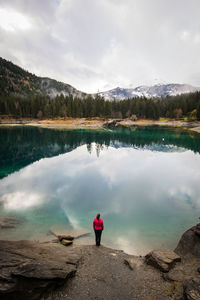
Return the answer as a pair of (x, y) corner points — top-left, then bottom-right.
(145, 249), (181, 272)
(0, 240), (81, 300)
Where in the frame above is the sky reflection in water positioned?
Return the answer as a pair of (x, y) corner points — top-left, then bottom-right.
(0, 139), (200, 255)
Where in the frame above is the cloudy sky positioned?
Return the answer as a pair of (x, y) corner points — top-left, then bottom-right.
(0, 0), (200, 93)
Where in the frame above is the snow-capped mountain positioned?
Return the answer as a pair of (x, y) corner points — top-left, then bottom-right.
(96, 84), (200, 100)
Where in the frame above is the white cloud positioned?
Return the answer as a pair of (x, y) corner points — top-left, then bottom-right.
(0, 0), (200, 92)
(1, 191), (42, 210)
(0, 8), (32, 32)
(1, 144), (200, 213)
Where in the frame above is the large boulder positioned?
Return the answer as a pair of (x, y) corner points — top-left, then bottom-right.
(0, 240), (81, 300)
(145, 249), (181, 272)
(175, 224), (200, 258)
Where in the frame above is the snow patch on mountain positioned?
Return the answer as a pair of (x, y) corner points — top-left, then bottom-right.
(96, 84), (200, 100)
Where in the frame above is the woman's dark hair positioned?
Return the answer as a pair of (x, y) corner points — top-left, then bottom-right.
(96, 213), (100, 220)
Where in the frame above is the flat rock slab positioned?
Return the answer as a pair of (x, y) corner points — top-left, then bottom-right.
(163, 268), (192, 282)
(0, 240), (81, 300)
(145, 249), (181, 272)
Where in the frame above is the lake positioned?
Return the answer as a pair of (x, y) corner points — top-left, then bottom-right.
(0, 125), (200, 255)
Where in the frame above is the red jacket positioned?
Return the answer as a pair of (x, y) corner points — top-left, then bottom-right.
(93, 218), (104, 230)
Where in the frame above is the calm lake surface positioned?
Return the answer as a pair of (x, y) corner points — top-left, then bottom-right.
(0, 125), (200, 255)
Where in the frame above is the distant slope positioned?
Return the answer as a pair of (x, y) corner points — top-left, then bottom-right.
(0, 57), (86, 98)
(97, 84), (200, 100)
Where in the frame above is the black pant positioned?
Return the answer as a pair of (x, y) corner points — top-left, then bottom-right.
(95, 230), (102, 246)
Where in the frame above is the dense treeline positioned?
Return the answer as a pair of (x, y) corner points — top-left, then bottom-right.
(0, 91), (200, 120)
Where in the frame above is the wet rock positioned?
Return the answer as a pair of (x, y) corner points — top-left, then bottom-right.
(0, 240), (80, 300)
(0, 217), (21, 229)
(175, 224), (200, 258)
(183, 276), (200, 300)
(145, 249), (181, 272)
(57, 235), (74, 241)
(61, 239), (73, 246)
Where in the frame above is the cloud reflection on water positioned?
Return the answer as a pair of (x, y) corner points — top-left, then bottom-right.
(0, 143), (200, 254)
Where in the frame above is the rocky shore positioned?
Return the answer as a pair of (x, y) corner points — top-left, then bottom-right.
(0, 222), (200, 300)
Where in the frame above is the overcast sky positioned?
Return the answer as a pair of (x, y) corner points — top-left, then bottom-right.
(0, 0), (200, 93)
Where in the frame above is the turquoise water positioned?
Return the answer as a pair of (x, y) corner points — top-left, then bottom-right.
(0, 126), (200, 254)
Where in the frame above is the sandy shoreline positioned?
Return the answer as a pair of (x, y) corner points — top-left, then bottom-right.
(0, 118), (200, 133)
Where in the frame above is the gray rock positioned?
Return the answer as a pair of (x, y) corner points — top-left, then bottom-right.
(0, 240), (80, 299)
(163, 267), (192, 282)
(183, 276), (200, 300)
(103, 120), (120, 128)
(124, 258), (136, 270)
(0, 217), (21, 229)
(57, 235), (74, 241)
(162, 258), (200, 300)
(124, 257), (143, 270)
(175, 224), (200, 258)
(61, 239), (73, 246)
(145, 249), (181, 272)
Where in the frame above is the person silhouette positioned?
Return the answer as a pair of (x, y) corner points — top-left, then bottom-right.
(93, 213), (104, 246)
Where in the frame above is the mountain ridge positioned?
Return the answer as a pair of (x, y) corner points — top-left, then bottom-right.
(96, 83), (200, 100)
(1, 56), (200, 100)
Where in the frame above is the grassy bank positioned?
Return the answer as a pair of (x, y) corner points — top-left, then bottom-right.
(0, 117), (200, 133)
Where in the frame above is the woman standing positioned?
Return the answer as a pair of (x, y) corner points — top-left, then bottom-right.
(93, 213), (104, 246)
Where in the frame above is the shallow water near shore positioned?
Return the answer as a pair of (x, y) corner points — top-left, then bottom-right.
(0, 126), (200, 255)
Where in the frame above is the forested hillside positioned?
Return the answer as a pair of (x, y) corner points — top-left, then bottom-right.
(0, 57), (86, 98)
